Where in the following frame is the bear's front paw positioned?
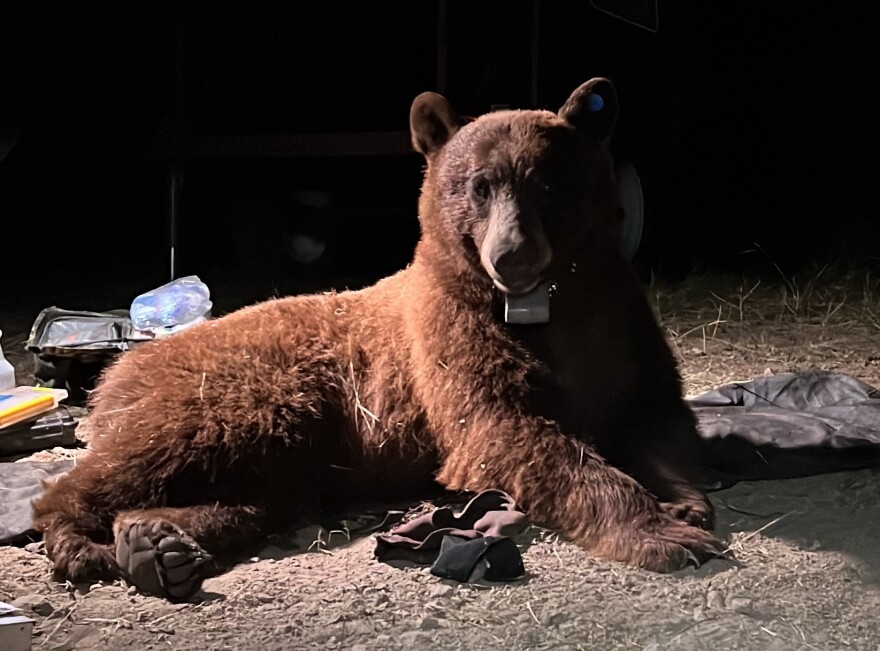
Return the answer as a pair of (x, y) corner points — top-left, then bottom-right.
(115, 520), (212, 601)
(635, 516), (728, 572)
(660, 495), (715, 530)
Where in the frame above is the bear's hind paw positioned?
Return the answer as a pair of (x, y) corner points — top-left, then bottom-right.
(115, 520), (212, 601)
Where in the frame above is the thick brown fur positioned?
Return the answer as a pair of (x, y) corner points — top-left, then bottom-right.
(33, 79), (721, 592)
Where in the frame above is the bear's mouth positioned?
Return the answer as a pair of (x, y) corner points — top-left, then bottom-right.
(480, 244), (551, 297)
(486, 268), (542, 296)
(493, 278), (540, 296)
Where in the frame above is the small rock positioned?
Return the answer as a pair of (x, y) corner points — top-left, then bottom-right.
(69, 624), (103, 648)
(690, 347), (706, 356)
(89, 583), (103, 593)
(256, 593), (274, 604)
(259, 545), (288, 560)
(127, 585), (139, 596)
(419, 617), (441, 630)
(728, 597), (753, 614)
(400, 631), (432, 648)
(11, 594), (54, 617)
(522, 630), (543, 645)
(544, 612), (568, 627)
(706, 589), (726, 609)
(24, 542), (45, 555)
(427, 583), (455, 598)
(345, 620), (373, 636)
(693, 605), (707, 621)
(274, 623), (294, 635)
(350, 645), (368, 651)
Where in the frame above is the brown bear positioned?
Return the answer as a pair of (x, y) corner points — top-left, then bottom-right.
(33, 78), (722, 600)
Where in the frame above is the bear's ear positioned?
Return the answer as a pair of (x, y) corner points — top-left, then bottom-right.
(410, 92), (467, 156)
(558, 78), (619, 142)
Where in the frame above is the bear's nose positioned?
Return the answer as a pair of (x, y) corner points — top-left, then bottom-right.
(494, 244), (540, 281)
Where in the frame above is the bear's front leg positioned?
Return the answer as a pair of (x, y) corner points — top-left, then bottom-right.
(436, 417), (725, 572)
(624, 454), (716, 530)
(616, 411), (717, 530)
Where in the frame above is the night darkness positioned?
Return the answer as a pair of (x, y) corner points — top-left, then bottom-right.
(1, 1), (877, 313)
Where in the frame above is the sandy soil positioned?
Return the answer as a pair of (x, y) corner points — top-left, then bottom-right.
(3, 270), (880, 650)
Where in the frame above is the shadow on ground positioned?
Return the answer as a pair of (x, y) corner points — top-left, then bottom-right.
(711, 467), (880, 583)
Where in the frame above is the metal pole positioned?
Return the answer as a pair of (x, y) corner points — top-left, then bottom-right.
(530, 0), (541, 108)
(436, 0), (449, 94)
(169, 167), (180, 280)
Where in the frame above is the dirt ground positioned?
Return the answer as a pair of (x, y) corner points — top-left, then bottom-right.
(3, 268), (880, 650)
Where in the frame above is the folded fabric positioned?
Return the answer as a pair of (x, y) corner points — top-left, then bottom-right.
(431, 535), (525, 582)
(374, 489), (530, 575)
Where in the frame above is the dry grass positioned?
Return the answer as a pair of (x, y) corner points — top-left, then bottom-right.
(649, 265), (880, 395)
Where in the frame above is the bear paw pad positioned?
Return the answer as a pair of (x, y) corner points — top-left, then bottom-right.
(115, 520), (212, 601)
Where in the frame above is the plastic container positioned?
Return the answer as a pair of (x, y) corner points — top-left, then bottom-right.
(0, 330), (15, 391)
(129, 275), (212, 330)
(0, 600), (35, 651)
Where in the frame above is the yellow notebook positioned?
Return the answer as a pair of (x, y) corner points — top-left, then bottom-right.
(0, 387), (68, 429)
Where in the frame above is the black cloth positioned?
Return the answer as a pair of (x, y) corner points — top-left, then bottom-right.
(374, 490), (529, 563)
(431, 535), (525, 582)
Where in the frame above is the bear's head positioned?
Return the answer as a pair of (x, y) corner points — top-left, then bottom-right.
(410, 79), (621, 297)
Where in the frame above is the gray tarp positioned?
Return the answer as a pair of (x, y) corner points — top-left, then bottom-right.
(0, 460), (75, 544)
(692, 369), (880, 488)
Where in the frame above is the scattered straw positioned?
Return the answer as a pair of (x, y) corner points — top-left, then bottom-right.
(36, 602), (78, 649)
(722, 511), (796, 555)
(525, 601), (541, 625)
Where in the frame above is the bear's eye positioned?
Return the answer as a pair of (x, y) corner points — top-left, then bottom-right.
(467, 175), (492, 204)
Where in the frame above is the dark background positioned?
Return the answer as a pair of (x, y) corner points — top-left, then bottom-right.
(1, 1), (877, 313)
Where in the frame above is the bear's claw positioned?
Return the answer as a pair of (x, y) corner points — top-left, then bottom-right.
(660, 496), (716, 530)
(115, 520), (212, 601)
(642, 517), (729, 571)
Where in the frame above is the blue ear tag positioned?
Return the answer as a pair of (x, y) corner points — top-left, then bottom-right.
(587, 93), (604, 113)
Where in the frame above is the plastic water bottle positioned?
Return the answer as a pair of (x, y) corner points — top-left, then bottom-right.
(130, 276), (213, 330)
(0, 329), (16, 390)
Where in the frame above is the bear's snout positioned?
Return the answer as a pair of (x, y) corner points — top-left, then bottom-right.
(480, 207), (553, 295)
(494, 244), (540, 284)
